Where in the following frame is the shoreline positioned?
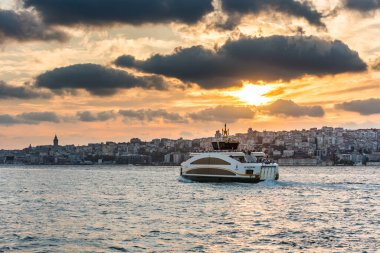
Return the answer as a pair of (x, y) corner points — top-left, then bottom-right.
(1, 164), (379, 167)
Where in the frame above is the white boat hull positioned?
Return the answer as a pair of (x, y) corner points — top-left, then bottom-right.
(180, 152), (279, 183)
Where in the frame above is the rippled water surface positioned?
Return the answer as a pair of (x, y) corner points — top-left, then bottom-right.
(0, 166), (379, 252)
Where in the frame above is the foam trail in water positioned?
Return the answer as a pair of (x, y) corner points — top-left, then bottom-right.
(177, 176), (194, 183)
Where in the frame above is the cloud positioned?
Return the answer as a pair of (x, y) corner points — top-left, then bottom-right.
(188, 106), (255, 123)
(335, 98), (380, 115)
(118, 106), (255, 124)
(344, 0), (380, 12)
(119, 109), (187, 123)
(23, 0), (213, 26)
(0, 80), (52, 99)
(262, 99), (325, 117)
(263, 87), (286, 97)
(77, 111), (117, 122)
(18, 112), (60, 123)
(0, 115), (21, 126)
(220, 0), (325, 29)
(372, 57), (380, 70)
(115, 36), (367, 89)
(0, 109), (186, 125)
(319, 84), (379, 96)
(34, 63), (168, 96)
(0, 9), (66, 43)
(0, 112), (60, 125)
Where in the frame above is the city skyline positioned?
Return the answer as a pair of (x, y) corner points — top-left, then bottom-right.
(1, 0), (380, 149)
(1, 125), (380, 150)
(2, 126), (379, 166)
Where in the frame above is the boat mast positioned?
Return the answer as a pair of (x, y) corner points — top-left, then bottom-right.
(222, 123), (229, 138)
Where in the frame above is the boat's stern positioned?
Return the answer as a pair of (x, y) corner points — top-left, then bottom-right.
(259, 163), (279, 181)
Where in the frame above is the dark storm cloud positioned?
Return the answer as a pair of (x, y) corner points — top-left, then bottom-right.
(262, 99), (325, 117)
(23, 0), (213, 26)
(0, 112), (60, 125)
(0, 81), (51, 99)
(119, 109), (187, 123)
(115, 36), (367, 89)
(188, 106), (255, 123)
(0, 9), (66, 43)
(335, 98), (380, 115)
(34, 64), (168, 96)
(344, 0), (380, 12)
(220, 0), (325, 29)
(77, 111), (117, 122)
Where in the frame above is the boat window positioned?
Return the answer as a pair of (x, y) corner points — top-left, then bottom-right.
(230, 156), (247, 163)
(191, 157), (230, 165)
(245, 170), (253, 175)
(230, 156), (238, 161)
(187, 168), (235, 175)
(245, 155), (256, 163)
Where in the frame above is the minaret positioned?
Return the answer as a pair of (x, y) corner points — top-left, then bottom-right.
(53, 134), (59, 147)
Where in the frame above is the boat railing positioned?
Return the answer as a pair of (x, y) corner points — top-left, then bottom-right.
(188, 151), (277, 164)
(191, 150), (240, 153)
(189, 150), (269, 155)
(189, 150), (244, 156)
(261, 160), (277, 165)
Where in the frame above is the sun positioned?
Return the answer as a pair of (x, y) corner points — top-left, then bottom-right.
(225, 83), (274, 105)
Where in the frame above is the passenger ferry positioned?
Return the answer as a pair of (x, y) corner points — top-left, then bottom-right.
(180, 125), (279, 183)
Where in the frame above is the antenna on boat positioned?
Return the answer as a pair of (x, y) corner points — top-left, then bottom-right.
(222, 123), (229, 137)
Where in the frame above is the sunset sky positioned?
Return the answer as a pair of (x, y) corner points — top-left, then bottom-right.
(1, 0), (380, 149)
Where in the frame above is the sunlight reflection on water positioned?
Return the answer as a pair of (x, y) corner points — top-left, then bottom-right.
(0, 166), (379, 252)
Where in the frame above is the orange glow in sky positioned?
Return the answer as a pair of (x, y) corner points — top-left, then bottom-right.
(225, 83), (274, 105)
(1, 0), (380, 149)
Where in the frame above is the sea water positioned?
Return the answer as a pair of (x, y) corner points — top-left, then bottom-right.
(0, 166), (379, 252)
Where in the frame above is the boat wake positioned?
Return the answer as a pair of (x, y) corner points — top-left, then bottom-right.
(177, 176), (194, 183)
(258, 179), (380, 191)
(257, 179), (279, 187)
